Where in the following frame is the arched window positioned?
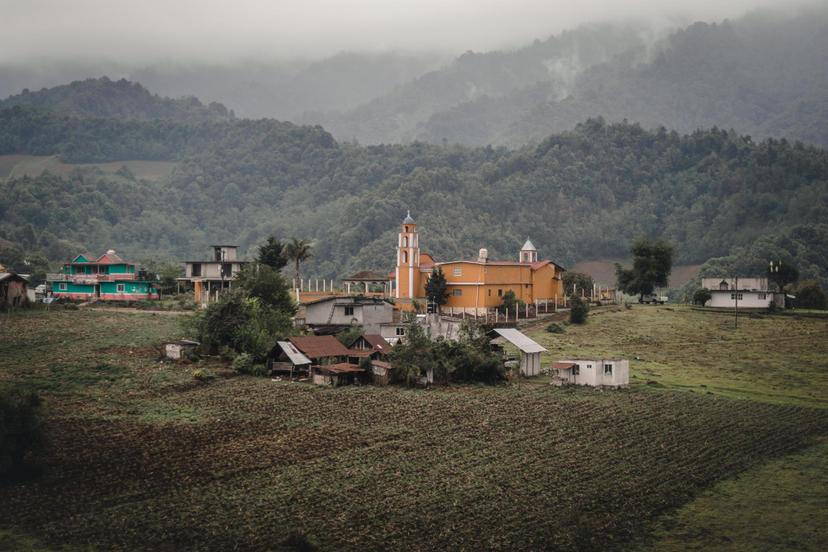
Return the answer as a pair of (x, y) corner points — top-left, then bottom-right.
(402, 237), (408, 247)
(403, 251), (408, 263)
(719, 280), (729, 290)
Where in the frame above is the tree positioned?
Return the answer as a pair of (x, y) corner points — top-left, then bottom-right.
(569, 295), (589, 324)
(616, 237), (674, 302)
(768, 261), (799, 295)
(795, 280), (826, 309)
(284, 238), (313, 283)
(257, 236), (287, 270)
(236, 264), (297, 315)
(693, 288), (712, 306)
(500, 290), (520, 314)
(562, 272), (594, 297)
(336, 325), (364, 346)
(425, 267), (449, 312)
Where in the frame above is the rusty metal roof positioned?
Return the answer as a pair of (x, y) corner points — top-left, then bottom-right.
(318, 362), (364, 374)
(289, 335), (351, 359)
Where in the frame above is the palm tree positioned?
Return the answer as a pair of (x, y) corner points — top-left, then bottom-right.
(284, 238), (314, 286)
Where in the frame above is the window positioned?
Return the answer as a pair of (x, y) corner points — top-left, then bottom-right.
(344, 306), (354, 316)
(758, 293), (767, 300)
(730, 293), (744, 300)
(604, 364), (613, 375)
(488, 289), (492, 296)
(453, 267), (462, 277)
(117, 284), (125, 293)
(572, 365), (580, 375)
(586, 364), (592, 369)
(59, 283), (67, 291)
(402, 237), (408, 247)
(191, 263), (201, 277)
(402, 251), (408, 263)
(395, 327), (405, 336)
(498, 289), (503, 297)
(452, 289), (462, 296)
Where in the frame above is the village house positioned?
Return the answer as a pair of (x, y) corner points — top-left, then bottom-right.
(0, 270), (29, 308)
(348, 334), (393, 359)
(393, 212), (566, 315)
(302, 295), (394, 334)
(551, 359), (630, 387)
(379, 313), (462, 345)
(179, 245), (247, 304)
(701, 277), (784, 309)
(47, 250), (159, 302)
(488, 328), (547, 377)
(163, 340), (200, 361)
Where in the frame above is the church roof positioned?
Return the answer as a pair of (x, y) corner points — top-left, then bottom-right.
(521, 238), (536, 251)
(403, 210), (415, 224)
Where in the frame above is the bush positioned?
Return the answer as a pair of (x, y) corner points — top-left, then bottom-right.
(545, 323), (565, 334)
(192, 369), (213, 382)
(693, 288), (712, 306)
(232, 352), (254, 374)
(796, 280), (826, 309)
(569, 296), (589, 324)
(0, 387), (45, 479)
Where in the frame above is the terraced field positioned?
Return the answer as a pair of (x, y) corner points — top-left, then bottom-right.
(1, 308), (826, 551)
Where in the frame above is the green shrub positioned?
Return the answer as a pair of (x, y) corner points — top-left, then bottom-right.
(545, 323), (565, 334)
(192, 369), (213, 382)
(796, 280), (826, 309)
(693, 288), (712, 306)
(0, 387), (45, 479)
(232, 352), (254, 373)
(569, 295), (589, 324)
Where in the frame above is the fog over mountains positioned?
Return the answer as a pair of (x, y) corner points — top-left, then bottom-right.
(2, 4), (826, 148)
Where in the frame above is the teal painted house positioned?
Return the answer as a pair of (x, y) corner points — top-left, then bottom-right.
(48, 249), (159, 301)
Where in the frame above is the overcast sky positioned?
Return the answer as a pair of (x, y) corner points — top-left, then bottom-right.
(0, 0), (808, 63)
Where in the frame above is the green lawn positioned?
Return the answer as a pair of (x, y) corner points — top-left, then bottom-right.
(529, 305), (828, 407)
(0, 307), (826, 551)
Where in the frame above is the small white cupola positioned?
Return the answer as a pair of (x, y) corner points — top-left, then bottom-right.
(520, 238), (538, 263)
(403, 210), (415, 224)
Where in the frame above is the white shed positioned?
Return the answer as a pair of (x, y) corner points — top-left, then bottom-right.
(551, 358), (629, 387)
(489, 328), (547, 376)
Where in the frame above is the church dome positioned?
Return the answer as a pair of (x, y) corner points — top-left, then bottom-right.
(403, 210), (415, 224)
(521, 238), (536, 251)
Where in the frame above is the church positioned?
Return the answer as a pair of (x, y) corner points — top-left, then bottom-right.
(394, 212), (565, 314)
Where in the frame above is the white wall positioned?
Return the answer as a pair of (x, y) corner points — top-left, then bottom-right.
(557, 359), (629, 387)
(707, 291), (773, 309)
(702, 277), (769, 291)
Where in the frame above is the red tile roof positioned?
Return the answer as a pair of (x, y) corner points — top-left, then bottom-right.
(371, 360), (392, 370)
(96, 252), (127, 264)
(289, 335), (351, 359)
(552, 361), (577, 370)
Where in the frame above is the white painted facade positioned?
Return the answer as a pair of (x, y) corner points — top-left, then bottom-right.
(553, 359), (630, 387)
(701, 277), (783, 309)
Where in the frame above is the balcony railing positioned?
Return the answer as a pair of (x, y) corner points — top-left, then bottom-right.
(47, 273), (138, 283)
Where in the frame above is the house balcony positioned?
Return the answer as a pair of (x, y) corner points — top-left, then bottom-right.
(47, 273), (138, 283)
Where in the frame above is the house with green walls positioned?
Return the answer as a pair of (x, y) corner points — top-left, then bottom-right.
(48, 249), (159, 301)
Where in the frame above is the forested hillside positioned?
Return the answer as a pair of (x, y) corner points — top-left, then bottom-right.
(308, 8), (828, 149)
(1, 111), (826, 287)
(0, 77), (234, 122)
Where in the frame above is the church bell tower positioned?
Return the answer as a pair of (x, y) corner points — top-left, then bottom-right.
(396, 210), (420, 298)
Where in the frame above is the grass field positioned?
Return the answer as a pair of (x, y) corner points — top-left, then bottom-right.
(528, 304), (828, 407)
(0, 307), (826, 551)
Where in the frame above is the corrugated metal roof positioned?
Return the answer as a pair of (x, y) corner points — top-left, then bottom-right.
(277, 341), (312, 365)
(491, 328), (547, 354)
(289, 335), (351, 359)
(363, 334), (392, 352)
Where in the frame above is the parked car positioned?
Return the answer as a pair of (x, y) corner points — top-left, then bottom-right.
(639, 293), (668, 305)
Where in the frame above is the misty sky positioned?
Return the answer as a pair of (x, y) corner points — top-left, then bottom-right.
(0, 0), (806, 63)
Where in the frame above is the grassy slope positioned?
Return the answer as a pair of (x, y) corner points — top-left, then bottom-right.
(0, 308), (826, 551)
(637, 438), (828, 552)
(529, 305), (828, 408)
